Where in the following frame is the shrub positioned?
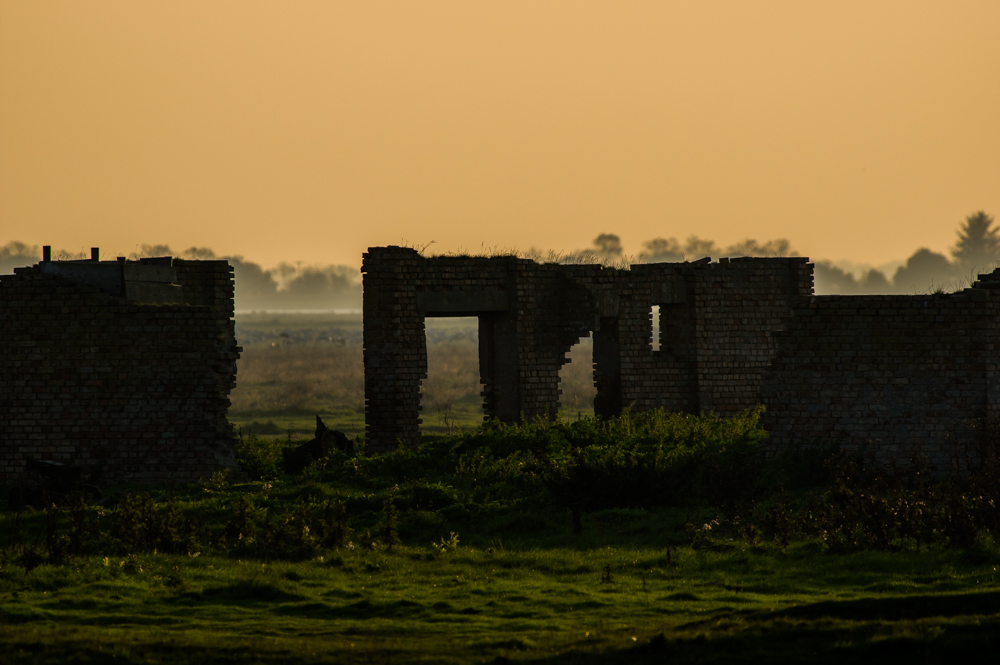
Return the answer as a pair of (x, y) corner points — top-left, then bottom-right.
(317, 497), (353, 549)
(109, 494), (202, 555)
(544, 407), (769, 512)
(235, 435), (283, 480)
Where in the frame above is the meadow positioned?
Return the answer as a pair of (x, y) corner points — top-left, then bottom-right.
(2, 406), (1000, 663)
(229, 313), (597, 439)
(3, 535), (998, 663)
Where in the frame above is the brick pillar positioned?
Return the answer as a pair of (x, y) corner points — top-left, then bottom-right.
(478, 309), (522, 422)
(362, 247), (427, 452)
(593, 316), (622, 417)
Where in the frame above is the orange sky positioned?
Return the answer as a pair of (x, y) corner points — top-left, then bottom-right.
(2, 1), (998, 269)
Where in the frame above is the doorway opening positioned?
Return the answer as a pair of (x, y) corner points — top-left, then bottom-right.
(559, 334), (597, 421)
(421, 316), (484, 435)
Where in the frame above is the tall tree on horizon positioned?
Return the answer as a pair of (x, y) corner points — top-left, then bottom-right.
(952, 210), (999, 272)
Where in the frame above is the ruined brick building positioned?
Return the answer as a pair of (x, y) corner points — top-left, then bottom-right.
(3, 243), (991, 488)
(363, 246), (1000, 471)
(0, 249), (241, 486)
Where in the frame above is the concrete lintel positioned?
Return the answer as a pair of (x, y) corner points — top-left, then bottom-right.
(124, 264), (178, 284)
(418, 290), (509, 315)
(41, 262), (123, 296)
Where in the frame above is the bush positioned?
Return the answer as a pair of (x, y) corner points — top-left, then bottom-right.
(235, 435), (283, 480)
(23, 406), (1000, 562)
(109, 494), (202, 555)
(543, 407), (769, 512)
(349, 407), (770, 515)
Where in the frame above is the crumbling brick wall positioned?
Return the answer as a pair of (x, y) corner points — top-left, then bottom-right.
(362, 248), (806, 452)
(363, 246), (1000, 468)
(362, 247), (595, 452)
(602, 257), (811, 416)
(0, 257), (241, 486)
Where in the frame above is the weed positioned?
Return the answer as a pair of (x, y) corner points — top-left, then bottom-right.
(119, 553), (143, 574)
(108, 494), (202, 555)
(235, 435), (283, 480)
(376, 495), (400, 552)
(432, 532), (460, 554)
(200, 470), (232, 493)
(300, 457), (328, 483)
(318, 497), (353, 550)
(223, 495), (260, 546)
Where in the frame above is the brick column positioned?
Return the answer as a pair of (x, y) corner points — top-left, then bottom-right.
(362, 247), (427, 452)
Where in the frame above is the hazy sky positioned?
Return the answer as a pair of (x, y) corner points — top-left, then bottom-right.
(2, 2), (998, 268)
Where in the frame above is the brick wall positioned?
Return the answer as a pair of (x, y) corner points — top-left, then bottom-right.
(761, 291), (1000, 471)
(363, 247), (1000, 467)
(0, 258), (241, 486)
(362, 248), (592, 452)
(362, 248), (806, 451)
(607, 258), (810, 417)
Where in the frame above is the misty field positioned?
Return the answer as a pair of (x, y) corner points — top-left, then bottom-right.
(229, 313), (597, 438)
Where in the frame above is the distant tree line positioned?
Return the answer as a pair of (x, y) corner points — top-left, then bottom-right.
(564, 210), (997, 295)
(817, 211), (998, 294)
(2, 210), (995, 305)
(0, 242), (362, 311)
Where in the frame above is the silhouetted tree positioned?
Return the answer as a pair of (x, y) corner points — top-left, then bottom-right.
(229, 257), (281, 310)
(280, 265), (362, 310)
(2, 241), (90, 271)
(120, 242), (360, 310)
(593, 233), (622, 257)
(814, 262), (857, 294)
(892, 248), (955, 293)
(0, 241), (39, 274)
(813, 262), (892, 295)
(180, 246), (218, 260)
(723, 238), (793, 258)
(682, 236), (718, 260)
(565, 234), (626, 264)
(641, 237), (683, 263)
(952, 210), (999, 272)
(860, 269), (892, 293)
(132, 244), (174, 259)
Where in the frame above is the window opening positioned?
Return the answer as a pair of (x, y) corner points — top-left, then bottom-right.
(559, 334), (597, 420)
(650, 305), (661, 351)
(420, 316), (483, 435)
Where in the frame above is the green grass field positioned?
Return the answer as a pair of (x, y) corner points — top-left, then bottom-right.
(4, 538), (999, 664)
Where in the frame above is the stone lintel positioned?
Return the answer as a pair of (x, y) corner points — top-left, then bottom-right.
(417, 290), (509, 316)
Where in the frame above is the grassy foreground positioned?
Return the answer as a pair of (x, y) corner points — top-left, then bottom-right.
(3, 408), (1000, 662)
(3, 540), (999, 663)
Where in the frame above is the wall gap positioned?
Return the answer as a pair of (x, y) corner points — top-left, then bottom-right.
(420, 316), (483, 435)
(559, 334), (597, 420)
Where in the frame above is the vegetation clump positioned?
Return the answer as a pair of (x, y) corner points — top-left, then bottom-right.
(8, 408), (1000, 563)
